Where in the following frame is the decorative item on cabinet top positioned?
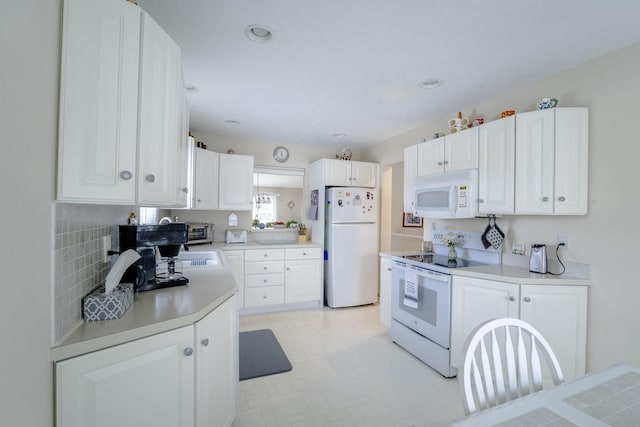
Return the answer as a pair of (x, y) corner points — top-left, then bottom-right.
(335, 148), (352, 160)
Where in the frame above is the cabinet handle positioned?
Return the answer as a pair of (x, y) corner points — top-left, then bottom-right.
(387, 267), (392, 272)
(478, 198), (484, 203)
(263, 254), (268, 257)
(263, 266), (268, 270)
(145, 174), (156, 183)
(558, 196), (566, 202)
(182, 187), (189, 193)
(523, 297), (531, 303)
(184, 347), (194, 356)
(197, 198), (202, 203)
(263, 279), (267, 283)
(302, 252), (307, 256)
(286, 267), (290, 271)
(263, 295), (267, 299)
(119, 170), (133, 180)
(443, 160), (449, 165)
(437, 161), (443, 166)
(508, 296), (516, 302)
(201, 338), (209, 347)
(542, 196), (550, 202)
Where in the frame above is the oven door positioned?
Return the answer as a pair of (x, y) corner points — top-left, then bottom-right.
(391, 263), (451, 348)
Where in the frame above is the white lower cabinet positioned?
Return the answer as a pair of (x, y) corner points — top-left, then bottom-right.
(195, 295), (237, 427)
(379, 256), (393, 328)
(56, 295), (237, 427)
(451, 276), (587, 380)
(224, 250), (245, 308)
(284, 247), (322, 304)
(242, 247), (323, 310)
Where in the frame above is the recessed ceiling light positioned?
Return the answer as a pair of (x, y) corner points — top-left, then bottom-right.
(332, 133), (346, 139)
(224, 120), (240, 125)
(185, 83), (199, 93)
(420, 79), (443, 89)
(245, 25), (273, 43)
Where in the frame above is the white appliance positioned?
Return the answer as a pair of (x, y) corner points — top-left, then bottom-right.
(414, 169), (479, 218)
(325, 187), (379, 308)
(390, 229), (501, 377)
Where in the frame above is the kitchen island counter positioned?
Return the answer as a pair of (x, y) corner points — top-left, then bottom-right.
(50, 261), (236, 362)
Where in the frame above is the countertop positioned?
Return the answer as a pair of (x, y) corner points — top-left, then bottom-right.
(202, 241), (323, 251)
(380, 251), (591, 285)
(50, 260), (237, 362)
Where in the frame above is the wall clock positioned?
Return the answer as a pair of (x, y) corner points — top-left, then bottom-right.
(273, 146), (289, 163)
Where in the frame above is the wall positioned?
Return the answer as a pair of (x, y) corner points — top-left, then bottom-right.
(1, 0), (59, 424)
(366, 42), (640, 371)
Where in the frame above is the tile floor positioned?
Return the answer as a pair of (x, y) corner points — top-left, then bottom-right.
(236, 304), (465, 427)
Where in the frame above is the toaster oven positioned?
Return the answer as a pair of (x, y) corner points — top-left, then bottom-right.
(187, 223), (213, 245)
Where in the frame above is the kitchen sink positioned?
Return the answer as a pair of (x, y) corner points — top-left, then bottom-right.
(175, 251), (222, 267)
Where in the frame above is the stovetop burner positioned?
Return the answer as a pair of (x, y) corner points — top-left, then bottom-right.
(400, 253), (486, 269)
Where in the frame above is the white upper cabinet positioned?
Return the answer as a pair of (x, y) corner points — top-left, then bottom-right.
(403, 145), (418, 213)
(57, 0), (140, 203)
(137, 12), (181, 206)
(478, 116), (515, 214)
(218, 154), (254, 211)
(322, 159), (379, 187)
(417, 128), (478, 176)
(57, 0), (189, 207)
(515, 108), (589, 215)
(192, 148), (219, 210)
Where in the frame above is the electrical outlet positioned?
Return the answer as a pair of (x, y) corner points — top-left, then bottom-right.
(102, 235), (111, 263)
(557, 234), (569, 248)
(512, 242), (526, 256)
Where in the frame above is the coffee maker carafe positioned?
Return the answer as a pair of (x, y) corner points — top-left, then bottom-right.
(119, 223), (190, 292)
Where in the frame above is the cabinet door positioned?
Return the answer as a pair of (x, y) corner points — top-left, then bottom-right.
(175, 72), (191, 208)
(56, 326), (195, 427)
(445, 127), (478, 172)
(224, 250), (245, 308)
(417, 138), (444, 176)
(285, 259), (322, 303)
(323, 159), (352, 186)
(450, 277), (519, 368)
(520, 285), (588, 380)
(403, 145), (418, 213)
(57, 0), (140, 203)
(195, 295), (238, 427)
(193, 149), (219, 210)
(218, 153), (254, 211)
(554, 108), (589, 215)
(137, 12), (181, 206)
(515, 109), (555, 214)
(351, 161), (378, 188)
(379, 257), (393, 328)
(478, 116), (515, 214)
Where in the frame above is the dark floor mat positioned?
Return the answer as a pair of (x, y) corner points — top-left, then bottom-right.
(239, 329), (292, 381)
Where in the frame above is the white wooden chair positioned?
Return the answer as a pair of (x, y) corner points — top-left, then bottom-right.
(460, 318), (564, 415)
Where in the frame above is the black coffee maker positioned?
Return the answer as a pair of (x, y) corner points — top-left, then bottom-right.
(119, 223), (190, 292)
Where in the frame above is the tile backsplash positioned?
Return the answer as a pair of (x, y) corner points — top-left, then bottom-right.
(53, 204), (135, 344)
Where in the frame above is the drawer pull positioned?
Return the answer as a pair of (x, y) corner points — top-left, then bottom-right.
(523, 297), (532, 303)
(184, 347), (193, 356)
(201, 338), (209, 347)
(263, 266), (268, 270)
(263, 295), (267, 299)
(263, 254), (268, 257)
(508, 296), (516, 302)
(263, 279), (267, 283)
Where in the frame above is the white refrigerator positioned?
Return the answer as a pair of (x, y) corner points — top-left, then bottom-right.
(325, 187), (379, 308)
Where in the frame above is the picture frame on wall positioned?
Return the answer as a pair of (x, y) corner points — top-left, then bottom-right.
(402, 212), (423, 228)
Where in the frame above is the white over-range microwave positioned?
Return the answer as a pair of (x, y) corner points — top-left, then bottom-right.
(413, 169), (478, 219)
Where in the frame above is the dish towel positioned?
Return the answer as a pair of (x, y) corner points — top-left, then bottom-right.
(403, 267), (419, 309)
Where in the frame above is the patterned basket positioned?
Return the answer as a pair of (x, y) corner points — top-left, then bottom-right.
(83, 283), (134, 321)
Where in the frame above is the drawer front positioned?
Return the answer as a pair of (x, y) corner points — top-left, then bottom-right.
(245, 249), (285, 262)
(245, 286), (285, 307)
(245, 273), (285, 288)
(245, 261), (285, 275)
(286, 247), (322, 260)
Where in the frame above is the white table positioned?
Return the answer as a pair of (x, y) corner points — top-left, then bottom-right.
(451, 364), (640, 427)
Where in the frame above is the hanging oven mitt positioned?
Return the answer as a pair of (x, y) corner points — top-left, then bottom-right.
(485, 217), (505, 249)
(481, 218), (492, 249)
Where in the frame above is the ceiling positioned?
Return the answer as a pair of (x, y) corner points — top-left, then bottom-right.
(138, 0), (640, 148)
